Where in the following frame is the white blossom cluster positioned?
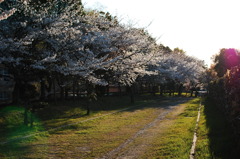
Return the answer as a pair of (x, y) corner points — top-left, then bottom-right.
(153, 52), (205, 84)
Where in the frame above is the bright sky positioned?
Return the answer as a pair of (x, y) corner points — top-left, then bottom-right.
(82, 0), (240, 67)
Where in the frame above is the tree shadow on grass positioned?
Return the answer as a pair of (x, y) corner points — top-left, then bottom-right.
(203, 98), (240, 159)
(0, 123), (93, 158)
(0, 126), (49, 158)
(46, 96), (192, 135)
(36, 95), (190, 126)
(0, 95), (193, 158)
(127, 96), (191, 111)
(0, 142), (31, 158)
(0, 106), (50, 158)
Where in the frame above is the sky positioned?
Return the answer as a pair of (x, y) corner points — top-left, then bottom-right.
(82, 0), (240, 67)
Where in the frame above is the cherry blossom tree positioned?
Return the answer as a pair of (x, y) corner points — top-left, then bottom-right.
(1, 0), (206, 104)
(0, 0), (85, 101)
(0, 0), (16, 21)
(107, 28), (158, 85)
(143, 49), (206, 96)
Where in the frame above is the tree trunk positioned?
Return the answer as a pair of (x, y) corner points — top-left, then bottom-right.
(86, 101), (90, 115)
(160, 84), (164, 96)
(106, 85), (110, 96)
(195, 91), (198, 97)
(12, 81), (20, 103)
(129, 85), (135, 104)
(60, 87), (64, 100)
(140, 83), (144, 94)
(24, 106), (28, 126)
(76, 82), (80, 98)
(86, 82), (96, 115)
(65, 88), (69, 99)
(178, 83), (183, 96)
(46, 76), (52, 100)
(40, 78), (46, 101)
(118, 83), (122, 96)
(30, 108), (34, 127)
(148, 83), (151, 94)
(72, 80), (76, 100)
(53, 78), (56, 104)
(169, 91), (172, 96)
(190, 90), (193, 97)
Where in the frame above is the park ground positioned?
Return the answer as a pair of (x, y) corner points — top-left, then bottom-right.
(0, 95), (238, 158)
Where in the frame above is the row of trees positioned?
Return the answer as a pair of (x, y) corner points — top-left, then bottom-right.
(208, 48), (240, 136)
(0, 0), (206, 104)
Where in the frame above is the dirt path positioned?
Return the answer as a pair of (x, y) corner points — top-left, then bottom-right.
(100, 97), (190, 159)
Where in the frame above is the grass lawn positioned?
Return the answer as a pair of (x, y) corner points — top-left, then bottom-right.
(0, 95), (169, 158)
(143, 98), (200, 159)
(1, 95), (237, 158)
(143, 97), (240, 159)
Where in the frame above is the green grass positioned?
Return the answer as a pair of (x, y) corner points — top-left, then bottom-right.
(195, 98), (239, 159)
(155, 92), (192, 97)
(0, 95), (168, 158)
(143, 98), (200, 159)
(0, 106), (47, 158)
(3, 96), (235, 158)
(0, 106), (45, 139)
(142, 97), (240, 159)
